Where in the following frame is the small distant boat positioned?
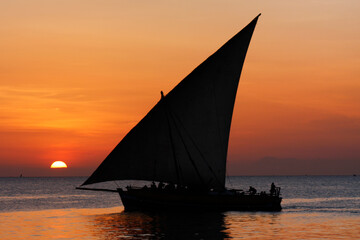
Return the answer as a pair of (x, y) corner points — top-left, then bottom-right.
(78, 14), (282, 212)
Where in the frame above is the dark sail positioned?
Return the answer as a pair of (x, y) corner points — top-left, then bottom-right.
(82, 15), (260, 190)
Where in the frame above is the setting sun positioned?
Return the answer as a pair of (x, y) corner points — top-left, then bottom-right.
(50, 161), (68, 169)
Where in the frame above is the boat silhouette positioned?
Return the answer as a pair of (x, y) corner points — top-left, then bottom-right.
(78, 14), (282, 211)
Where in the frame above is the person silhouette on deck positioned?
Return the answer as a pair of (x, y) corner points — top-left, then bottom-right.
(151, 181), (156, 190)
(270, 182), (276, 196)
(249, 186), (257, 195)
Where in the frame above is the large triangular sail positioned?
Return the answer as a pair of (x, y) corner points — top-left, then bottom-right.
(82, 15), (260, 190)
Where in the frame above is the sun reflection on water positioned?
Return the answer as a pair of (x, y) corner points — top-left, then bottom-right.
(1, 207), (359, 239)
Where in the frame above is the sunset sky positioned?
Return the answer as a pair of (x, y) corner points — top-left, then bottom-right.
(1, 0), (359, 177)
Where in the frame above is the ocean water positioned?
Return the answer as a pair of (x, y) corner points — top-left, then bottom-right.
(0, 176), (359, 239)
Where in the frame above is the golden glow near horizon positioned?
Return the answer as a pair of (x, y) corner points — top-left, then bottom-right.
(0, 0), (359, 176)
(50, 161), (68, 169)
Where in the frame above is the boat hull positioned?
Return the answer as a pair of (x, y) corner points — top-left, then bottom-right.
(118, 188), (282, 212)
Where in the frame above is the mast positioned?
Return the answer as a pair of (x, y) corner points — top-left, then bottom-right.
(82, 15), (260, 190)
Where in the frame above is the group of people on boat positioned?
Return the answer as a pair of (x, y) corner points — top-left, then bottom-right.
(139, 181), (186, 192)
(247, 182), (279, 196)
(151, 181), (176, 191)
(136, 181), (280, 197)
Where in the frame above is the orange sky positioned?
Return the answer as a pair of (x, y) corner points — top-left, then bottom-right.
(1, 0), (359, 177)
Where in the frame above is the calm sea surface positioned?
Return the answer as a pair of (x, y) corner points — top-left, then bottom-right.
(0, 176), (359, 239)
